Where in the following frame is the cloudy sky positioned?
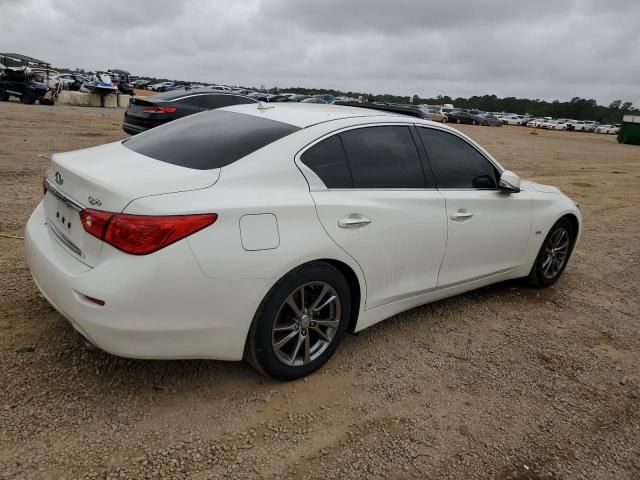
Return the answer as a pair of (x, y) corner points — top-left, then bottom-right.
(1, 0), (638, 105)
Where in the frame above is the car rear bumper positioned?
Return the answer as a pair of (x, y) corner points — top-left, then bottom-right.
(122, 121), (147, 135)
(25, 201), (270, 361)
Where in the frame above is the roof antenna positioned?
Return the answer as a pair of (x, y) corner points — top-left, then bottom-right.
(257, 101), (274, 110)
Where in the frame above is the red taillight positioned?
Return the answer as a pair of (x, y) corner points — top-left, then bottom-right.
(141, 106), (177, 114)
(80, 209), (217, 255)
(80, 209), (114, 239)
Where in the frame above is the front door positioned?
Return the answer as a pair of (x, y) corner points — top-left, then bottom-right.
(416, 126), (532, 287)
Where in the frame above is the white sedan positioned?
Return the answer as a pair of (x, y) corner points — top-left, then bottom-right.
(500, 115), (524, 126)
(595, 124), (619, 134)
(540, 120), (567, 130)
(26, 103), (582, 380)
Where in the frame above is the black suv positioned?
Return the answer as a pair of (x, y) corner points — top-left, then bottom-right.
(123, 90), (257, 135)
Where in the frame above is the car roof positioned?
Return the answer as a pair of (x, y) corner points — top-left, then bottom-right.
(220, 102), (406, 128)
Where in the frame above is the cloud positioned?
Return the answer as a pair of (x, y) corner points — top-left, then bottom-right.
(0, 0), (638, 105)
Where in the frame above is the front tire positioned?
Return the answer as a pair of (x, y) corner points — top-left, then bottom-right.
(245, 262), (351, 380)
(527, 218), (574, 288)
(0, 86), (8, 101)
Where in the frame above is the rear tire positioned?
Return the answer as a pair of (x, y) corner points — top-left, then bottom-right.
(0, 86), (8, 101)
(245, 262), (351, 380)
(527, 218), (574, 288)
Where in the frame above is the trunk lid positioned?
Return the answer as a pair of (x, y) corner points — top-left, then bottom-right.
(44, 141), (219, 266)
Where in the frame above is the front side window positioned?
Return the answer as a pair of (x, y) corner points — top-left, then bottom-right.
(417, 127), (499, 189)
(339, 126), (426, 188)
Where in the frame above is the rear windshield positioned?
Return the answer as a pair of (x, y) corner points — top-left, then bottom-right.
(123, 110), (300, 170)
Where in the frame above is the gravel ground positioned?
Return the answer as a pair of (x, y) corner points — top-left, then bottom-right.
(1, 101), (639, 480)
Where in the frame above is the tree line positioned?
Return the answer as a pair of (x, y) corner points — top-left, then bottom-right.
(275, 86), (638, 123)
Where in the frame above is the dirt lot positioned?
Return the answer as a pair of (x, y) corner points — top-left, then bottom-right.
(1, 101), (639, 480)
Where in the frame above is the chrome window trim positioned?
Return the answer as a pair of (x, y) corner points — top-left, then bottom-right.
(413, 123), (505, 174)
(45, 179), (85, 211)
(295, 120), (506, 193)
(294, 121), (431, 192)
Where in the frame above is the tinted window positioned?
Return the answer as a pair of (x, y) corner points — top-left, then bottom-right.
(418, 127), (499, 189)
(176, 96), (203, 106)
(200, 94), (236, 109)
(301, 136), (352, 188)
(234, 95), (257, 105)
(339, 126), (425, 188)
(123, 110), (300, 170)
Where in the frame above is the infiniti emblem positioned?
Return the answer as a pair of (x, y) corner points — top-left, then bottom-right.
(54, 171), (64, 185)
(88, 196), (102, 207)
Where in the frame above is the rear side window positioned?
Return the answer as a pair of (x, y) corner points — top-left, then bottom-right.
(300, 136), (352, 188)
(123, 110), (300, 170)
(340, 126), (425, 188)
(200, 94), (236, 109)
(417, 127), (499, 189)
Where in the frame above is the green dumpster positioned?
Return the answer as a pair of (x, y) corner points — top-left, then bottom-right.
(617, 115), (640, 145)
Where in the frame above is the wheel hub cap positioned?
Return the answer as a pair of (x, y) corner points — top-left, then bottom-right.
(271, 282), (341, 367)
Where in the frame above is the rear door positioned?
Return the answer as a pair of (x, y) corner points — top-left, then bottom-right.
(301, 124), (448, 310)
(416, 126), (532, 287)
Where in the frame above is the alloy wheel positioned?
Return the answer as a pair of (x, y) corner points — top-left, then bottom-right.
(272, 282), (341, 367)
(541, 227), (570, 279)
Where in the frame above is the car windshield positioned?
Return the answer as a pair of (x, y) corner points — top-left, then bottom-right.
(123, 110), (300, 170)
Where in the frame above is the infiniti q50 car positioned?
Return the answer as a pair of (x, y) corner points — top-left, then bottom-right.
(26, 103), (581, 380)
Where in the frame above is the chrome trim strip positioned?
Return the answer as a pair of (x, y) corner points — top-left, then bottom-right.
(46, 221), (85, 258)
(45, 179), (85, 211)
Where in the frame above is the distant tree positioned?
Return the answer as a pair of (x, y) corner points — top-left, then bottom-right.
(621, 101), (634, 111)
(411, 94), (420, 105)
(609, 100), (622, 110)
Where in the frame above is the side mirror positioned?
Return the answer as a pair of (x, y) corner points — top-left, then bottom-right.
(499, 170), (521, 193)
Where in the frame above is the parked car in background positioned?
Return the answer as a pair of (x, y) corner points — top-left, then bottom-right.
(540, 119), (558, 129)
(595, 124), (619, 134)
(0, 66), (48, 104)
(268, 94), (292, 102)
(28, 102), (581, 380)
(477, 113), (502, 126)
(583, 121), (598, 133)
(148, 81), (175, 92)
(570, 120), (587, 131)
(527, 118), (544, 128)
(563, 120), (577, 131)
(420, 107), (448, 122)
(301, 97), (327, 104)
(447, 110), (480, 125)
(502, 115), (525, 126)
(122, 90), (256, 135)
(313, 94), (336, 103)
(287, 94), (310, 102)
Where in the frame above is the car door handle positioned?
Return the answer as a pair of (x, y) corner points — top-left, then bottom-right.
(450, 210), (474, 221)
(338, 214), (371, 228)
